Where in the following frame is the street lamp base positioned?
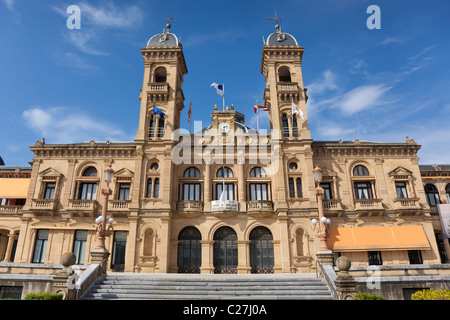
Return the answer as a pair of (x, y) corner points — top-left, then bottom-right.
(90, 249), (110, 275)
(316, 250), (334, 267)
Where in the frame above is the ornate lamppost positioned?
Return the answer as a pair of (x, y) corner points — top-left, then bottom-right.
(312, 165), (332, 255)
(91, 165), (115, 273)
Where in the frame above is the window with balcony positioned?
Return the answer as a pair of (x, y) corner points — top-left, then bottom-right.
(352, 165), (374, 200)
(395, 182), (408, 199)
(278, 66), (291, 82)
(321, 183), (332, 200)
(249, 183), (269, 201)
(182, 183), (201, 201)
(43, 182), (56, 200)
(354, 182), (373, 199)
(425, 184), (440, 206)
(215, 167), (235, 201)
(118, 183), (130, 201)
(154, 67), (167, 83)
(78, 182), (97, 200)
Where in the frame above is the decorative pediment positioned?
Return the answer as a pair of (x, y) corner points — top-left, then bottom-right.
(388, 166), (413, 177)
(113, 168), (134, 180)
(38, 167), (63, 179)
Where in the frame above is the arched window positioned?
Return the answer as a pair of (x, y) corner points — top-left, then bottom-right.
(213, 227), (238, 274)
(184, 167), (200, 178)
(353, 165), (369, 176)
(425, 184), (440, 206)
(82, 166), (97, 177)
(250, 167), (266, 178)
(177, 227), (201, 273)
(278, 66), (291, 82)
(249, 226), (274, 274)
(217, 167), (233, 178)
(289, 162), (298, 170)
(446, 184), (450, 203)
(282, 114), (289, 137)
(154, 67), (167, 83)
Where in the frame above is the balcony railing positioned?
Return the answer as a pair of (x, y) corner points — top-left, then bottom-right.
(31, 199), (58, 210)
(393, 198), (420, 211)
(247, 200), (273, 212)
(277, 82), (299, 92)
(109, 200), (131, 211)
(177, 200), (204, 212)
(323, 199), (343, 211)
(69, 199), (98, 212)
(0, 205), (23, 214)
(354, 198), (383, 211)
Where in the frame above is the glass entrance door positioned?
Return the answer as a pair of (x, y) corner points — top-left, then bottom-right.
(177, 227), (202, 273)
(111, 231), (127, 272)
(213, 227), (238, 274)
(249, 227), (274, 273)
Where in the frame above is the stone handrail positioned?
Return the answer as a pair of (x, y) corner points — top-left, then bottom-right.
(75, 263), (103, 300)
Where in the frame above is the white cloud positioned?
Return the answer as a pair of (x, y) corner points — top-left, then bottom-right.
(22, 107), (130, 144)
(64, 31), (108, 56)
(330, 84), (392, 115)
(381, 37), (404, 45)
(55, 52), (99, 72)
(79, 1), (144, 28)
(1, 0), (14, 10)
(307, 70), (338, 95)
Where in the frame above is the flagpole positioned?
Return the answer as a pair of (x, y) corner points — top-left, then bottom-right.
(256, 100), (259, 133)
(222, 83), (225, 111)
(291, 97), (294, 138)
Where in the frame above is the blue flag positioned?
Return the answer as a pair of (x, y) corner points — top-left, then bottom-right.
(153, 103), (165, 116)
(211, 82), (224, 96)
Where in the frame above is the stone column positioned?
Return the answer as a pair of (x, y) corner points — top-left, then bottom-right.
(237, 240), (251, 274)
(90, 249), (110, 275)
(278, 215), (292, 272)
(334, 256), (357, 300)
(2, 232), (15, 262)
(200, 240), (214, 274)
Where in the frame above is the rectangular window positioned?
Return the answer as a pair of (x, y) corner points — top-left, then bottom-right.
(146, 178), (152, 198)
(321, 183), (332, 200)
(368, 251), (382, 265)
(78, 183), (97, 200)
(154, 178), (159, 198)
(296, 178), (302, 198)
(408, 250), (423, 264)
(182, 183), (201, 201)
(216, 183), (235, 200)
(354, 182), (373, 199)
(396, 182), (408, 199)
(43, 182), (56, 200)
(249, 183), (269, 201)
(118, 183), (130, 200)
(32, 229), (49, 263)
(0, 286), (23, 300)
(73, 230), (88, 265)
(288, 178), (295, 198)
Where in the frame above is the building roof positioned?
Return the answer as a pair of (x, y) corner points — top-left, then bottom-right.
(0, 156), (4, 166)
(265, 24), (298, 47)
(146, 24), (180, 48)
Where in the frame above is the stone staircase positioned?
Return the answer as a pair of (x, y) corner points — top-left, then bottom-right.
(80, 273), (333, 300)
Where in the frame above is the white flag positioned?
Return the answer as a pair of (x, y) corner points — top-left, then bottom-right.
(292, 101), (305, 120)
(211, 82), (224, 96)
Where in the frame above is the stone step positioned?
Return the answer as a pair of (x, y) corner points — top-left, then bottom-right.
(80, 273), (333, 300)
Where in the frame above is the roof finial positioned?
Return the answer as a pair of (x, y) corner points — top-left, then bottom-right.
(266, 9), (282, 32)
(162, 9), (174, 33)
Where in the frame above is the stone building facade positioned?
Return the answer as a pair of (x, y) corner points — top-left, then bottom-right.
(1, 24), (449, 276)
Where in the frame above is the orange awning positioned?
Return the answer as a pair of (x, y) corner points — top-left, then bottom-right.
(327, 226), (430, 252)
(0, 178), (30, 199)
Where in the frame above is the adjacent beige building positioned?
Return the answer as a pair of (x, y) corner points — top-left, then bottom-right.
(0, 24), (449, 278)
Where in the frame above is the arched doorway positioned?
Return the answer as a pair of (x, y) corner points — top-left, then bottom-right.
(177, 227), (201, 273)
(213, 226), (238, 274)
(249, 226), (274, 274)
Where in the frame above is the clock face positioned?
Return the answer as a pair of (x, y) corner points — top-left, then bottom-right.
(219, 122), (229, 132)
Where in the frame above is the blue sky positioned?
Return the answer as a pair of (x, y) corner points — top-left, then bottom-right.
(1, 0), (449, 166)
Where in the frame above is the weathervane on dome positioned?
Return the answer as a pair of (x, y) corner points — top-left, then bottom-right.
(162, 9), (174, 33)
(266, 9), (282, 32)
